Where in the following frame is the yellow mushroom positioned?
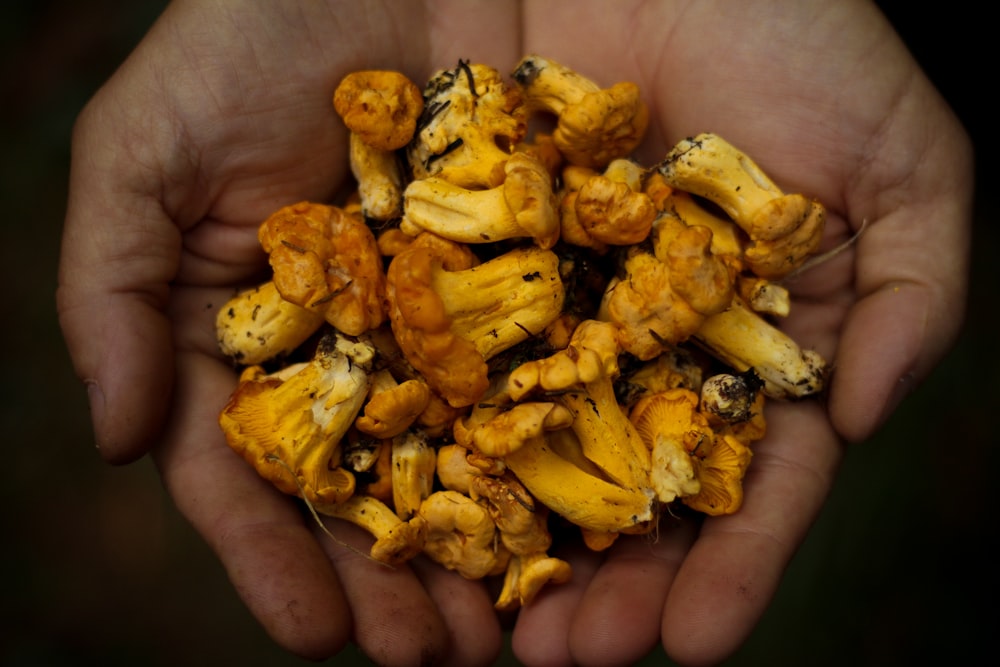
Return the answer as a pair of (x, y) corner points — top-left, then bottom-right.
(408, 60), (528, 188)
(694, 297), (827, 399)
(390, 430), (437, 520)
(401, 150), (560, 248)
(215, 280), (325, 365)
(257, 201), (386, 336)
(656, 133), (825, 279)
(218, 332), (375, 505)
(494, 551), (572, 611)
(317, 494), (428, 566)
(682, 433), (753, 516)
(347, 132), (406, 221)
(355, 369), (431, 439)
(435, 443), (482, 494)
(629, 388), (710, 503)
(417, 490), (510, 580)
(333, 69), (424, 151)
(385, 235), (565, 407)
(512, 54), (648, 169)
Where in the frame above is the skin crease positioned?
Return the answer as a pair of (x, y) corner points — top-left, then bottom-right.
(55, 1), (971, 666)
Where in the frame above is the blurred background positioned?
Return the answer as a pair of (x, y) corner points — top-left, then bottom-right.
(1, 1), (994, 665)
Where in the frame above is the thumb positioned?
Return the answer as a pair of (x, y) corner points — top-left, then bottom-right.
(57, 97), (182, 464)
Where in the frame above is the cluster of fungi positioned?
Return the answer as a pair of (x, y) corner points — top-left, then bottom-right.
(215, 55), (828, 609)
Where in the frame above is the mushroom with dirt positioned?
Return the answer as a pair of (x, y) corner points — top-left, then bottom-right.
(385, 233), (565, 407)
(257, 201), (387, 336)
(218, 332), (375, 506)
(512, 54), (649, 169)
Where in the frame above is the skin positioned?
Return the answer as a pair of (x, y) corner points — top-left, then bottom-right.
(57, 0), (972, 665)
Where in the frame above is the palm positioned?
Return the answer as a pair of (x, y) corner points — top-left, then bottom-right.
(59, 1), (970, 665)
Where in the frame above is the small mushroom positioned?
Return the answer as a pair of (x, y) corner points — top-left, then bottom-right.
(494, 551), (572, 611)
(318, 494), (428, 566)
(629, 388), (710, 504)
(408, 60), (528, 188)
(682, 433), (753, 516)
(656, 133), (825, 279)
(417, 490), (510, 579)
(390, 430), (436, 521)
(333, 69), (424, 151)
(215, 280), (325, 365)
(218, 332), (375, 505)
(355, 369), (431, 439)
(401, 151), (560, 248)
(385, 235), (565, 407)
(512, 54), (648, 169)
(257, 201), (386, 336)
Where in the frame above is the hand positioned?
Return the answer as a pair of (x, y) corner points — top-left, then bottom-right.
(509, 1), (971, 666)
(58, 1), (519, 664)
(57, 1), (972, 666)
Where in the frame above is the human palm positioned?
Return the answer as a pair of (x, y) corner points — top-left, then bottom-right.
(58, 1), (971, 666)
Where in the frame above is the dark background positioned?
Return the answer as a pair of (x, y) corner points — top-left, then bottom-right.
(1, 1), (995, 665)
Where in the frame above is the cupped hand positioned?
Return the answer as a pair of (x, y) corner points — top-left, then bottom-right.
(511, 1), (971, 666)
(57, 0), (972, 666)
(58, 1), (520, 664)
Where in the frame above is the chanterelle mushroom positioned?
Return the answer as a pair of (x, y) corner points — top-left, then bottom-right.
(333, 69), (424, 151)
(401, 150), (560, 248)
(417, 490), (509, 580)
(512, 54), (648, 169)
(385, 234), (565, 407)
(408, 60), (528, 188)
(319, 494), (428, 566)
(215, 280), (325, 365)
(218, 332), (375, 505)
(694, 297), (827, 399)
(257, 201), (386, 336)
(656, 133), (826, 279)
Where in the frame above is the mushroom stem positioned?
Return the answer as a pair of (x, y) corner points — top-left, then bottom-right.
(694, 298), (826, 399)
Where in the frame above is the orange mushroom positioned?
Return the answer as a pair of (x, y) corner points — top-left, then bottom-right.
(257, 201), (386, 336)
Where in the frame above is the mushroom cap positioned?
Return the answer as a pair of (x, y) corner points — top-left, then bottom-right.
(471, 475), (552, 555)
(662, 222), (735, 316)
(218, 333), (375, 505)
(553, 82), (649, 169)
(258, 201), (386, 336)
(355, 377), (432, 439)
(602, 250), (705, 359)
(575, 174), (656, 245)
(507, 319), (620, 400)
(682, 433), (753, 516)
(409, 61), (528, 188)
(456, 401), (574, 457)
(371, 516), (430, 565)
(744, 197), (826, 279)
(630, 388), (711, 503)
(495, 551), (572, 611)
(385, 234), (488, 407)
(333, 70), (424, 151)
(418, 490), (509, 579)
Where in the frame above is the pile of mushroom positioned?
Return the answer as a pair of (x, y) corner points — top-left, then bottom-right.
(215, 56), (828, 609)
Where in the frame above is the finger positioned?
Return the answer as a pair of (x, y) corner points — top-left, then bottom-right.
(567, 518), (699, 666)
(318, 522), (452, 666)
(408, 556), (504, 667)
(510, 544), (601, 666)
(827, 57), (973, 442)
(660, 401), (843, 666)
(152, 350), (351, 660)
(57, 85), (185, 463)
